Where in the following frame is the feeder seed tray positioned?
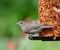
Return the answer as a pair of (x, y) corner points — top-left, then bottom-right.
(29, 36), (60, 41)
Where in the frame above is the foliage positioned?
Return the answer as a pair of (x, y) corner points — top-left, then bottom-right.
(0, 0), (38, 37)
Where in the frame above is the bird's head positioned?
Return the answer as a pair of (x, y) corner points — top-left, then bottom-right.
(16, 21), (25, 26)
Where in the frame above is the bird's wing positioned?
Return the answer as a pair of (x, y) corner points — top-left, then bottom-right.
(29, 27), (42, 33)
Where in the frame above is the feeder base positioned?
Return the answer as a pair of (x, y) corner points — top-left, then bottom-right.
(29, 36), (60, 41)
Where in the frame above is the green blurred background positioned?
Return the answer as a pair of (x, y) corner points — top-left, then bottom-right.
(0, 0), (38, 38)
(0, 0), (60, 50)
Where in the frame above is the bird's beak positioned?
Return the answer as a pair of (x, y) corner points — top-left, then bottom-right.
(16, 22), (19, 24)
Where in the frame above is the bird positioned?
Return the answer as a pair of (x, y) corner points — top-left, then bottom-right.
(17, 21), (55, 35)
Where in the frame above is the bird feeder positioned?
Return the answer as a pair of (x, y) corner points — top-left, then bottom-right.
(29, 0), (60, 41)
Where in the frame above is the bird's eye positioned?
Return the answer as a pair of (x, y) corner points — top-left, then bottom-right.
(20, 22), (23, 24)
